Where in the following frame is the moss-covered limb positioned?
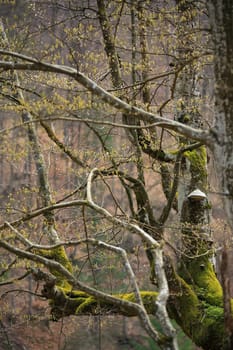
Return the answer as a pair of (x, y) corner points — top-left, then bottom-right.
(195, 304), (229, 350)
(4, 223), (72, 285)
(33, 266), (158, 317)
(33, 246), (73, 288)
(185, 301), (229, 350)
(179, 256), (223, 306)
(32, 258), (231, 350)
(180, 141), (211, 267)
(173, 138), (232, 349)
(51, 285), (230, 350)
(175, 251), (233, 349)
(183, 145), (208, 191)
(48, 288), (176, 347)
(34, 246), (73, 272)
(41, 280), (158, 319)
(74, 291), (159, 316)
(137, 130), (176, 162)
(165, 259), (231, 350)
(159, 143), (203, 221)
(164, 256), (202, 336)
(45, 287), (158, 319)
(45, 275), (230, 349)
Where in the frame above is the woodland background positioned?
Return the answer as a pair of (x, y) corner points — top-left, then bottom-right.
(0, 1), (232, 349)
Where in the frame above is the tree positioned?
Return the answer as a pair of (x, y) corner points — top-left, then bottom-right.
(0, 1), (233, 349)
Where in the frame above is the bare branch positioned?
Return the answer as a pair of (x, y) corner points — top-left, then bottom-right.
(86, 168), (178, 349)
(87, 168), (158, 246)
(0, 50), (213, 146)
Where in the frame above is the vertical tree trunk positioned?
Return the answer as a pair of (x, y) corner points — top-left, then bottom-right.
(208, 0), (233, 344)
(208, 0), (233, 231)
(174, 0), (211, 251)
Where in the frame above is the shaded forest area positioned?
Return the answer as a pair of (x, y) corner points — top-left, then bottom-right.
(0, 1), (233, 349)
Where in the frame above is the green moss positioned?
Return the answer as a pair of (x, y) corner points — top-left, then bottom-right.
(194, 303), (229, 350)
(168, 276), (201, 336)
(61, 289), (87, 298)
(185, 258), (223, 306)
(35, 246), (73, 288)
(184, 146), (208, 189)
(35, 246), (72, 272)
(75, 296), (96, 314)
(54, 289), (159, 316)
(203, 303), (224, 320)
(118, 291), (158, 314)
(49, 285), (232, 349)
(167, 271), (228, 350)
(50, 246), (73, 273)
(183, 114), (191, 123)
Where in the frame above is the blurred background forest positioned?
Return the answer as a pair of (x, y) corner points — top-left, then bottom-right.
(0, 1), (232, 349)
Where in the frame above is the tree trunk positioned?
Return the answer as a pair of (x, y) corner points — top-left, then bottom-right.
(208, 0), (233, 231)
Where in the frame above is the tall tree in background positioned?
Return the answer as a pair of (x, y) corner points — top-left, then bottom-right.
(208, 0), (233, 229)
(0, 1), (233, 349)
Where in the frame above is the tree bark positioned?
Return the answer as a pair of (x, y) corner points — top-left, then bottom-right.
(208, 0), (233, 231)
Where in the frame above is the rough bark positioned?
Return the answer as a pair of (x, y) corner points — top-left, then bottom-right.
(208, 0), (233, 231)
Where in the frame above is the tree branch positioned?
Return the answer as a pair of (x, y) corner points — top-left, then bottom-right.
(86, 167), (178, 349)
(0, 50), (212, 146)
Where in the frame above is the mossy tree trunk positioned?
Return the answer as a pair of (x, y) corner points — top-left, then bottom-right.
(162, 2), (232, 349)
